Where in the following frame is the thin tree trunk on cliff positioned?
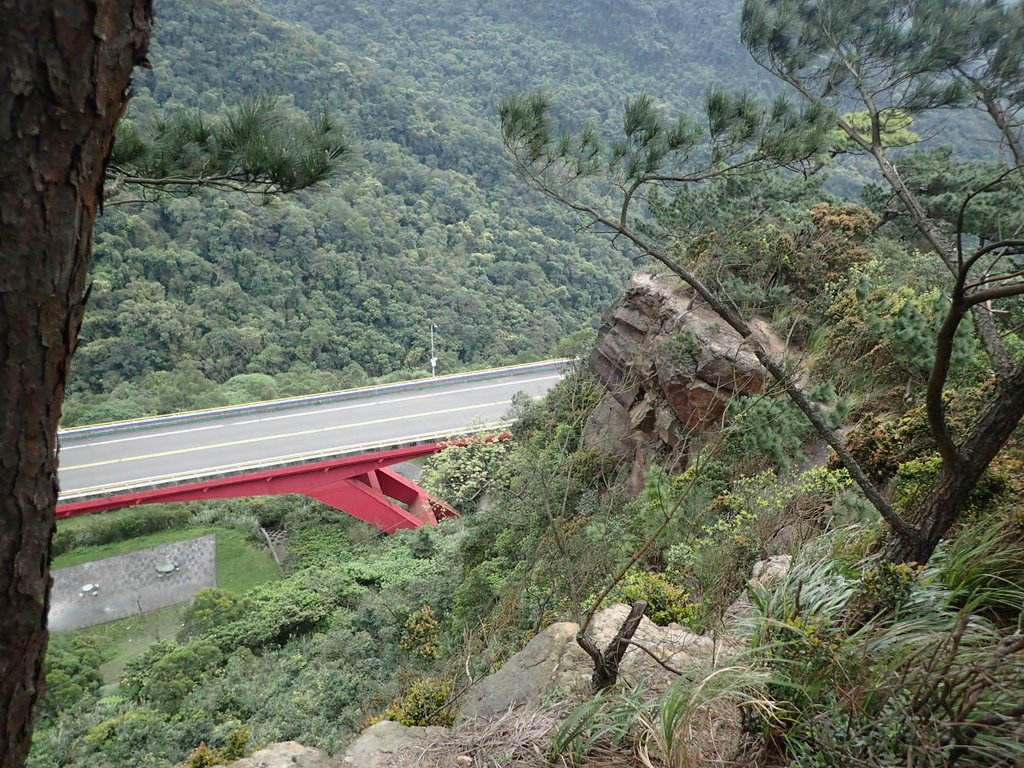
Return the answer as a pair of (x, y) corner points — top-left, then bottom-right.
(577, 601), (648, 691)
(0, 4), (151, 766)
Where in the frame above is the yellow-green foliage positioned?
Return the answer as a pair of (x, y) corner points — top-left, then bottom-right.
(775, 615), (843, 664)
(839, 410), (934, 485)
(382, 677), (455, 727)
(605, 570), (696, 626)
(858, 561), (920, 609)
(716, 466), (853, 528)
(181, 728), (251, 768)
(419, 433), (513, 512)
(894, 455), (1005, 514)
(400, 605), (442, 661)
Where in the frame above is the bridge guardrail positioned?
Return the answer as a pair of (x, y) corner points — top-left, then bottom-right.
(57, 420), (513, 504)
(58, 358), (570, 441)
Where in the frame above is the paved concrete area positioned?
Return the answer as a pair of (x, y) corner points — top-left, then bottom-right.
(391, 461), (423, 481)
(50, 535), (216, 631)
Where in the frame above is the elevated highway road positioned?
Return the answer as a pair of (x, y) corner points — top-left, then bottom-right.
(58, 361), (566, 499)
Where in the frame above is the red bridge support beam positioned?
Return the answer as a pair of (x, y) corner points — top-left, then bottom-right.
(56, 444), (460, 533)
(306, 470), (432, 533)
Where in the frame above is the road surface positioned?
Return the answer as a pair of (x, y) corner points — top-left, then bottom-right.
(58, 367), (563, 496)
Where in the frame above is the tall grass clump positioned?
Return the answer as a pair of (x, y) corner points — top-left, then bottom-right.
(746, 519), (1024, 767)
(549, 667), (778, 767)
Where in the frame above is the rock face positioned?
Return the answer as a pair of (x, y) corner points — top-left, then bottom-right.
(218, 741), (337, 768)
(458, 605), (715, 722)
(585, 271), (786, 477)
(341, 721), (448, 767)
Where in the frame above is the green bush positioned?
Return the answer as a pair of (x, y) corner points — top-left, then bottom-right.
(200, 567), (364, 651)
(82, 707), (180, 766)
(179, 588), (252, 641)
(381, 677), (455, 727)
(285, 523), (354, 569)
(39, 636), (105, 722)
(604, 570), (696, 626)
(52, 506), (193, 556)
(120, 641), (178, 702)
(140, 641), (224, 714)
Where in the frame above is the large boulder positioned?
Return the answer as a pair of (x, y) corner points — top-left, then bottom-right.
(456, 606), (716, 723)
(217, 742), (337, 768)
(456, 621), (581, 723)
(340, 721), (449, 768)
(585, 271), (790, 475)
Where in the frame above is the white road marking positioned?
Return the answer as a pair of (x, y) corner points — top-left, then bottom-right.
(61, 374), (560, 451)
(60, 423), (226, 450)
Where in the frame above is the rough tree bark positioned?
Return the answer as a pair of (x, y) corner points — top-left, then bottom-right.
(886, 358), (1024, 564)
(0, 3), (152, 766)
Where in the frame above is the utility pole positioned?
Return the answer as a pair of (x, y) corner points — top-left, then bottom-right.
(430, 323), (437, 377)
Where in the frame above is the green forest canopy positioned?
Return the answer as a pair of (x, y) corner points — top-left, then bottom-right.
(64, 0), (768, 425)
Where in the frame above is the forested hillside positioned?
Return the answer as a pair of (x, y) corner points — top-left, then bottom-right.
(65, 0), (758, 425)
(29, 0), (1024, 766)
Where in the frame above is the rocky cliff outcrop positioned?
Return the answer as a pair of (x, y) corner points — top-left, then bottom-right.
(585, 271), (788, 478)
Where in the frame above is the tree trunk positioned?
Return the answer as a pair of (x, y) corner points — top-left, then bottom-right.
(887, 359), (1024, 564)
(577, 600), (648, 691)
(0, 3), (151, 767)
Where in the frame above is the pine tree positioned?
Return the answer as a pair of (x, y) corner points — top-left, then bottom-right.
(501, 0), (1024, 565)
(105, 97), (348, 202)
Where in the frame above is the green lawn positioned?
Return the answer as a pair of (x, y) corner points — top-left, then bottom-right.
(53, 525), (280, 682)
(74, 603), (190, 683)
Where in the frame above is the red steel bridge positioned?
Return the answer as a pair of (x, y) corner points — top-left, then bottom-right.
(56, 443), (459, 534)
(55, 361), (563, 532)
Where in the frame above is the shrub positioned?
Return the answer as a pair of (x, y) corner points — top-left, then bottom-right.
(666, 467), (851, 629)
(746, 525), (1024, 767)
(120, 641), (179, 702)
(893, 455), (1005, 515)
(82, 707), (179, 764)
(420, 433), (513, 512)
(200, 567), (364, 651)
(382, 677), (455, 727)
(52, 506), (193, 556)
(604, 570), (696, 627)
(182, 727), (251, 768)
(179, 588), (251, 641)
(39, 636), (105, 722)
(400, 605), (442, 661)
(140, 641), (223, 714)
(725, 383), (851, 470)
